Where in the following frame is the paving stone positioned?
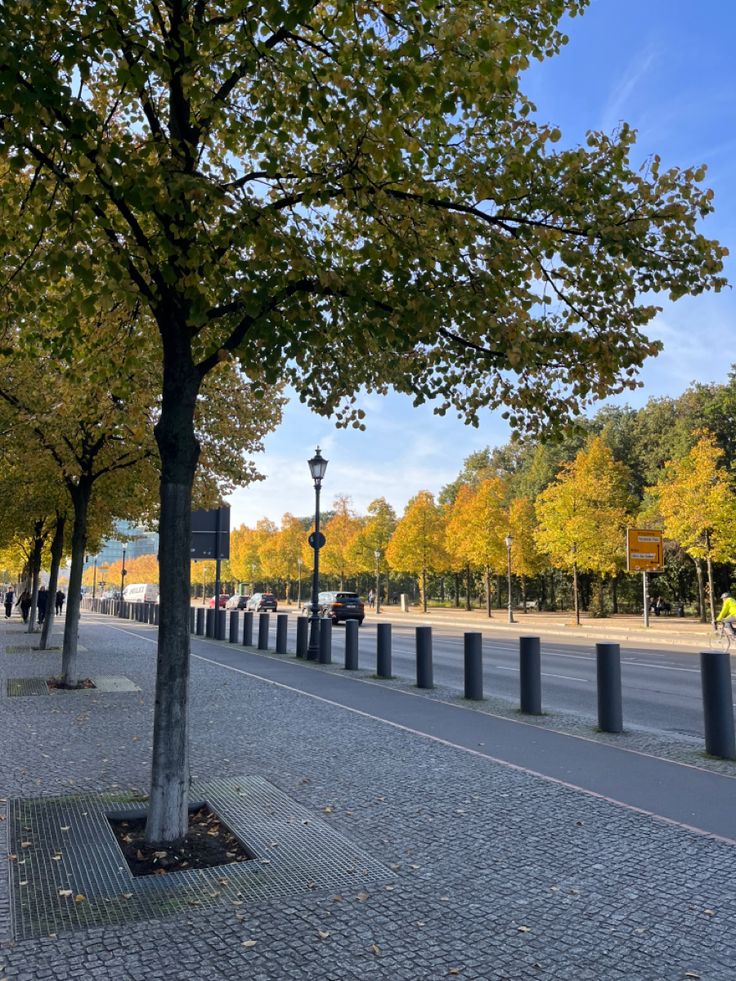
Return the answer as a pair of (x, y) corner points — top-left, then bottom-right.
(0, 616), (734, 979)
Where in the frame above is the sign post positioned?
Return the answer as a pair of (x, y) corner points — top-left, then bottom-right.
(626, 529), (664, 628)
(191, 506), (231, 609)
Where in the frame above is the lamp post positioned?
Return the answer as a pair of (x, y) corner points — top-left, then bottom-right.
(92, 557), (98, 599)
(505, 534), (514, 624)
(118, 543), (127, 617)
(307, 447), (328, 659)
(374, 549), (381, 615)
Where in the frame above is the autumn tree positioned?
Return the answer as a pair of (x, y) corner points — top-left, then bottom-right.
(535, 437), (633, 623)
(650, 431), (736, 623)
(1, 1), (726, 845)
(507, 496), (544, 611)
(387, 491), (449, 611)
(319, 496), (362, 590)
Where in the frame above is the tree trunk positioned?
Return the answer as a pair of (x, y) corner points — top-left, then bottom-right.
(454, 573), (460, 608)
(521, 575), (527, 612)
(573, 562), (580, 625)
(421, 567), (427, 613)
(26, 529), (44, 633)
(694, 558), (706, 623)
(465, 565), (472, 611)
(705, 551), (716, 625)
(485, 566), (492, 618)
(40, 512), (66, 650)
(145, 352), (201, 847)
(611, 575), (619, 614)
(61, 480), (92, 687)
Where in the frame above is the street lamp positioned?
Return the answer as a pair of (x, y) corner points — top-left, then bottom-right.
(505, 534), (514, 624)
(307, 446), (328, 659)
(374, 549), (381, 616)
(118, 543), (127, 617)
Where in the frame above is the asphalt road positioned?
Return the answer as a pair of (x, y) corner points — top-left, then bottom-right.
(287, 618), (711, 738)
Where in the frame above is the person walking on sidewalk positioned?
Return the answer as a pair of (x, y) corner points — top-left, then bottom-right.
(37, 586), (48, 625)
(4, 587), (14, 619)
(55, 589), (65, 615)
(17, 590), (31, 622)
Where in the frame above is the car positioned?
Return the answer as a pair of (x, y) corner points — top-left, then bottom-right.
(246, 592), (278, 612)
(207, 594), (230, 609)
(226, 594), (250, 610)
(314, 590), (365, 625)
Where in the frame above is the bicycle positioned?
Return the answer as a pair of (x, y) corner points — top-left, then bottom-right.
(712, 620), (735, 653)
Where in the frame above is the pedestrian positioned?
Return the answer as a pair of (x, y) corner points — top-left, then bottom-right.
(17, 590), (31, 623)
(37, 585), (48, 624)
(368, 589), (375, 608)
(3, 587), (14, 619)
(55, 589), (65, 615)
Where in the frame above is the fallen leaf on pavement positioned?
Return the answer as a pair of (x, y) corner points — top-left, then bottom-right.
(318, 930), (330, 940)
(242, 940), (257, 949)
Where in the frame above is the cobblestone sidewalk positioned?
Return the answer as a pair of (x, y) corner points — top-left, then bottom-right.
(0, 617), (734, 980)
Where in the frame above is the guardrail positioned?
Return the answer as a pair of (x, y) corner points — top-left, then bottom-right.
(81, 599), (736, 761)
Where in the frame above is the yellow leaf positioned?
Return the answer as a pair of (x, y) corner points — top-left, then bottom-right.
(242, 940), (257, 949)
(74, 894), (86, 903)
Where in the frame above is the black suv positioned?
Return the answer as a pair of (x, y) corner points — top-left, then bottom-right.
(247, 592), (278, 612)
(316, 591), (364, 625)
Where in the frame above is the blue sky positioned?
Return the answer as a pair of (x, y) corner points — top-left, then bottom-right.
(229, 0), (736, 528)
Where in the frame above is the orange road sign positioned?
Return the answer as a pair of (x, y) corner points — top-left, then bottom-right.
(626, 528), (664, 573)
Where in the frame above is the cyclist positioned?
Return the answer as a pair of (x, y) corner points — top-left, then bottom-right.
(715, 590), (736, 636)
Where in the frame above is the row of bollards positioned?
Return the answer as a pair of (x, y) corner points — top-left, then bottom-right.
(88, 598), (736, 762)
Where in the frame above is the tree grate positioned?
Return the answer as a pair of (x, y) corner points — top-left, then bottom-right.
(8, 776), (393, 939)
(6, 676), (140, 697)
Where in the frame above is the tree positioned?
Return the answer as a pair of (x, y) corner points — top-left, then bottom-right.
(443, 484), (478, 611)
(507, 496), (544, 611)
(1, 1), (726, 845)
(387, 491), (448, 611)
(650, 431), (736, 623)
(535, 437), (633, 623)
(320, 496), (362, 589)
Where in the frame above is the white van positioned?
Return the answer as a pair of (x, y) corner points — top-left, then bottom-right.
(123, 583), (159, 604)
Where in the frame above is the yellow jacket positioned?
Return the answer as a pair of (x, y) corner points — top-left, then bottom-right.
(716, 596), (736, 620)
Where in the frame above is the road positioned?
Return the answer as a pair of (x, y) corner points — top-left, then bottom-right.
(281, 616), (710, 738)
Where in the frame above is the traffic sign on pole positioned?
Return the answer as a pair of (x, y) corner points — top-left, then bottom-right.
(626, 528), (664, 573)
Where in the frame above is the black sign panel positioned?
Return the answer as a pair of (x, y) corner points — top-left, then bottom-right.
(191, 506), (231, 559)
(308, 531), (326, 550)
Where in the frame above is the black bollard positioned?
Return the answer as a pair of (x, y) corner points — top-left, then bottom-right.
(416, 626), (434, 689)
(296, 616), (308, 658)
(464, 632), (483, 700)
(257, 612), (270, 650)
(190, 607), (196, 634)
(700, 650), (736, 759)
(153, 604), (160, 626)
(596, 643), (623, 733)
(276, 614), (288, 654)
(206, 607), (215, 638)
(377, 623), (392, 678)
(345, 618), (359, 670)
(196, 607), (205, 636)
(216, 609), (226, 641)
(229, 611), (239, 643)
(519, 636), (542, 715)
(242, 610), (254, 646)
(319, 618), (332, 664)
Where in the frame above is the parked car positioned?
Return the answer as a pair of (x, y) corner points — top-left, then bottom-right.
(310, 590), (364, 625)
(226, 594), (250, 610)
(246, 592), (278, 612)
(207, 593), (230, 609)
